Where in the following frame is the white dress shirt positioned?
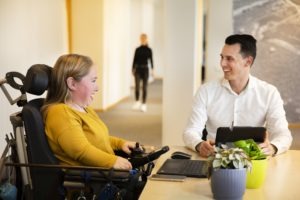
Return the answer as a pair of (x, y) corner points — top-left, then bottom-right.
(183, 75), (292, 155)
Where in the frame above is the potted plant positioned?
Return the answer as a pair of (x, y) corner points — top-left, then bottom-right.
(234, 139), (268, 189)
(208, 145), (252, 200)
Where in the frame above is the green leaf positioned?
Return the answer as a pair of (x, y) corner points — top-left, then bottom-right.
(213, 159), (221, 168)
(233, 139), (267, 160)
(215, 153), (222, 159)
(234, 140), (247, 147)
(209, 145), (252, 170)
(235, 153), (241, 161)
(233, 160), (239, 168)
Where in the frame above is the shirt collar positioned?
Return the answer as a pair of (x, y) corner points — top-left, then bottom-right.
(221, 75), (255, 94)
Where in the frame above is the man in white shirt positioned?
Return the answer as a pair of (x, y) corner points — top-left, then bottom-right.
(183, 34), (292, 157)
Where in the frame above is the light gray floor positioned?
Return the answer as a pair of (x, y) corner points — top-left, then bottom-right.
(98, 79), (300, 150)
(99, 79), (162, 147)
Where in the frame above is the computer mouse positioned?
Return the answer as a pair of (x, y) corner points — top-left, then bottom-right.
(171, 151), (192, 159)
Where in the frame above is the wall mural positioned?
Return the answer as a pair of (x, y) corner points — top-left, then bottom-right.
(233, 0), (300, 123)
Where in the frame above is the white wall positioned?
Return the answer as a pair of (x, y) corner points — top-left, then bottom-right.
(161, 0), (232, 146)
(129, 0), (165, 85)
(102, 0), (165, 107)
(102, 0), (131, 108)
(0, 0), (68, 153)
(71, 0), (163, 109)
(205, 0), (233, 82)
(162, 0), (203, 146)
(151, 0), (165, 78)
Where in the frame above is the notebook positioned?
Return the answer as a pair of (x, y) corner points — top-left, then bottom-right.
(215, 126), (266, 146)
(157, 159), (208, 178)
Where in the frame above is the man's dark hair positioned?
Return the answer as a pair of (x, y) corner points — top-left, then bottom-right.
(225, 34), (257, 61)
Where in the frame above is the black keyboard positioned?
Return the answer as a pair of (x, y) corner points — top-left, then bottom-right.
(157, 159), (208, 178)
(180, 160), (207, 177)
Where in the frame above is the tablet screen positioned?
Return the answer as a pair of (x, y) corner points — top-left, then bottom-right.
(215, 126), (266, 146)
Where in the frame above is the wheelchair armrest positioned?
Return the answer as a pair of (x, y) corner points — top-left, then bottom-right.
(5, 162), (134, 183)
(5, 162), (127, 171)
(64, 169), (132, 183)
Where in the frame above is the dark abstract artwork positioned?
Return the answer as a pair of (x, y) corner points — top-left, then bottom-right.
(233, 0), (300, 123)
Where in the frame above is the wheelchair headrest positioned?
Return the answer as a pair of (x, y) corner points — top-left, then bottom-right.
(24, 64), (52, 95)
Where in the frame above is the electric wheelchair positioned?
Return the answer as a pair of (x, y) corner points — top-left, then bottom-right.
(0, 64), (168, 200)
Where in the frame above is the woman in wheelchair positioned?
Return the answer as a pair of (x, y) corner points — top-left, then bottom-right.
(42, 54), (144, 199)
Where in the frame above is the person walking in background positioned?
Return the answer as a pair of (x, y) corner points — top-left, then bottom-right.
(132, 33), (154, 112)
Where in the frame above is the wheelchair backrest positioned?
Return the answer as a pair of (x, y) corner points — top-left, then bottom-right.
(21, 64), (63, 199)
(22, 64), (56, 165)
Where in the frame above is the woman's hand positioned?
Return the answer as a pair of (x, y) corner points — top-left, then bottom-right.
(121, 141), (136, 154)
(113, 156), (132, 170)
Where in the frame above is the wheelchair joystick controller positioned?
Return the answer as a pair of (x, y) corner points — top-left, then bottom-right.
(129, 142), (145, 157)
(129, 146), (170, 169)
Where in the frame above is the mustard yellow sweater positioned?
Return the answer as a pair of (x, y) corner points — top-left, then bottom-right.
(43, 103), (125, 168)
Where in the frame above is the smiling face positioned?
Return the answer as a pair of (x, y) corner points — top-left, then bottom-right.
(220, 43), (252, 83)
(68, 65), (99, 107)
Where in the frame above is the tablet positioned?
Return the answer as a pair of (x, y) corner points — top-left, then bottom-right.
(215, 126), (266, 146)
(149, 174), (186, 182)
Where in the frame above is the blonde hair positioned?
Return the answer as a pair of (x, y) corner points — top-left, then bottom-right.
(42, 54), (93, 113)
(140, 33), (148, 45)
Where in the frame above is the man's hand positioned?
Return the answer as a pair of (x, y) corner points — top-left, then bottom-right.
(259, 141), (277, 156)
(259, 132), (277, 156)
(196, 140), (215, 158)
